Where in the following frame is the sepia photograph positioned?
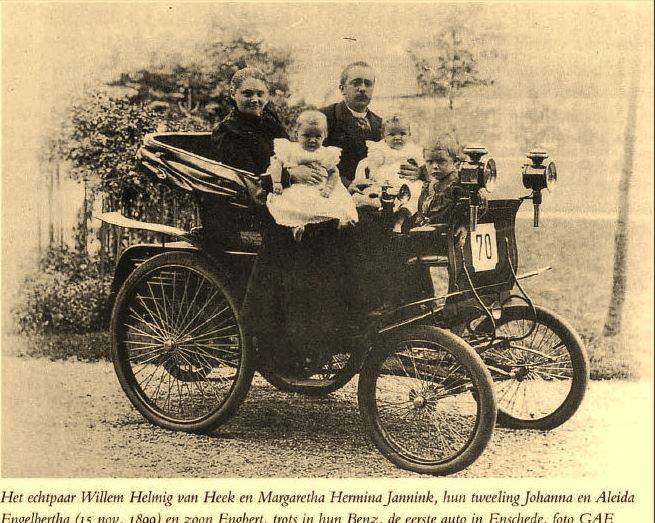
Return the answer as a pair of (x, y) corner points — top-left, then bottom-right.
(1, 1), (653, 481)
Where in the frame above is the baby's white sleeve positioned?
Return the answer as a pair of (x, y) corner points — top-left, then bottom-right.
(273, 138), (294, 165)
(354, 158), (369, 182)
(266, 156), (284, 183)
(365, 140), (385, 168)
(321, 146), (342, 170)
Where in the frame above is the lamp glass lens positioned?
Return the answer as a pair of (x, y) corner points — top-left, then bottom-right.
(546, 162), (557, 191)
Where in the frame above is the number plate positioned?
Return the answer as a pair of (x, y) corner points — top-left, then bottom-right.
(470, 223), (498, 272)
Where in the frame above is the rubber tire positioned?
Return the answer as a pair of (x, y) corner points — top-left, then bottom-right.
(358, 325), (497, 475)
(479, 305), (589, 430)
(110, 251), (255, 433)
(258, 350), (364, 396)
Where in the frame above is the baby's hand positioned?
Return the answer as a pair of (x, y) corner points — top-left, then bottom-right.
(273, 182), (283, 195)
(320, 186), (333, 198)
(288, 165), (325, 186)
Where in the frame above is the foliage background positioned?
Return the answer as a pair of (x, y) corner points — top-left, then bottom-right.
(12, 27), (312, 334)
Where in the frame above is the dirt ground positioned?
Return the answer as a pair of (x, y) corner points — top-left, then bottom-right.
(1, 353), (652, 478)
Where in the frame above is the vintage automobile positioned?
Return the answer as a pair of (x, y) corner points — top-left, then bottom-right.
(99, 132), (588, 475)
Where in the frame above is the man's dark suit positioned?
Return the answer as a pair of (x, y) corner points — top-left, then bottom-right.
(320, 101), (382, 186)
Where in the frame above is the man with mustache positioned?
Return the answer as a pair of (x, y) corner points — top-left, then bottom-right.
(320, 62), (382, 187)
(317, 62), (428, 322)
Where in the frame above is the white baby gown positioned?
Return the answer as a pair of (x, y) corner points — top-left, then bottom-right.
(356, 140), (425, 213)
(266, 139), (359, 228)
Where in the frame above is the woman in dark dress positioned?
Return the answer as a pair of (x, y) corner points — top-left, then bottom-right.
(213, 67), (355, 372)
(211, 69), (288, 178)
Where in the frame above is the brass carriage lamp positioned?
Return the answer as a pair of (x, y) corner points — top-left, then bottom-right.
(522, 149), (557, 227)
(461, 146), (497, 231)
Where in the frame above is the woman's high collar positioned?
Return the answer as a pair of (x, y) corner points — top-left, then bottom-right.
(228, 107), (264, 125)
(224, 105), (283, 129)
(215, 104), (288, 143)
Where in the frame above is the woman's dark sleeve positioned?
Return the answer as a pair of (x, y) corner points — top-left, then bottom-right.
(212, 130), (260, 175)
(213, 126), (284, 195)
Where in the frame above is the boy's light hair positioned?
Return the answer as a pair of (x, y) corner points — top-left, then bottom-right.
(423, 133), (465, 162)
(382, 113), (411, 135)
(296, 110), (328, 133)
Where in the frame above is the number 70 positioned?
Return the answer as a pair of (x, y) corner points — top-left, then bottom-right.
(475, 233), (494, 260)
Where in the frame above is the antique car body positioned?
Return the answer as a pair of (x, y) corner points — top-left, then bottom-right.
(98, 132), (587, 475)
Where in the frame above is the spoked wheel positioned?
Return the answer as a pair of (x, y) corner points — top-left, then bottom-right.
(358, 326), (496, 475)
(110, 251), (255, 433)
(472, 305), (589, 430)
(258, 344), (365, 396)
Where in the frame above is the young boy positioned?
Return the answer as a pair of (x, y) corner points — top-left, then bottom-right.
(414, 133), (477, 247)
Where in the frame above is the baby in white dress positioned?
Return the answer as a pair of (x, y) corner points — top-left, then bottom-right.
(266, 110), (358, 240)
(352, 113), (424, 231)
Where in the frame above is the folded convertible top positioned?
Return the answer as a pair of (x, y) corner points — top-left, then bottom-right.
(137, 132), (258, 204)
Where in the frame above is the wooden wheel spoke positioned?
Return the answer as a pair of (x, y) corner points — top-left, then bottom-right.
(171, 269), (191, 333)
(174, 273), (207, 336)
(179, 344), (237, 370)
(175, 290), (222, 339)
(143, 281), (172, 337)
(133, 295), (169, 338)
(124, 339), (164, 350)
(184, 324), (239, 344)
(532, 369), (573, 380)
(152, 277), (173, 335)
(177, 303), (231, 341)
(409, 349), (425, 383)
(128, 345), (165, 362)
(129, 346), (167, 365)
(127, 312), (166, 341)
(426, 406), (467, 449)
(394, 352), (414, 379)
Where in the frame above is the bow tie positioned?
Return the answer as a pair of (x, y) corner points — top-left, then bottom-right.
(354, 115), (371, 133)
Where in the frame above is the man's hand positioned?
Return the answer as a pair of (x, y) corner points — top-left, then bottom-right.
(288, 164), (327, 185)
(397, 162), (421, 181)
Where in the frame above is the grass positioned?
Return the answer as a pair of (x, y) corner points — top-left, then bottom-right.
(5, 217), (637, 379)
(6, 332), (111, 362)
(510, 217), (635, 380)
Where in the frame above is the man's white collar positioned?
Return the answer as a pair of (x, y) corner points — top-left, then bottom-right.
(345, 104), (368, 119)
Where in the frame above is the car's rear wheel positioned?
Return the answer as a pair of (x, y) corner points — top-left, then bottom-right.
(110, 251), (255, 433)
